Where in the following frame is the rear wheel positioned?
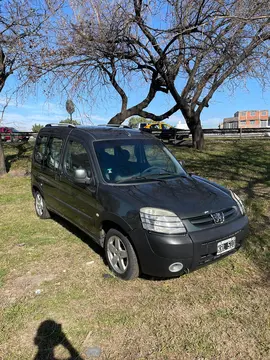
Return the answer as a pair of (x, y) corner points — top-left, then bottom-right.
(34, 191), (50, 219)
(105, 229), (139, 280)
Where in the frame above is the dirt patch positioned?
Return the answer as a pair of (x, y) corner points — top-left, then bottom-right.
(0, 273), (56, 306)
(6, 169), (30, 177)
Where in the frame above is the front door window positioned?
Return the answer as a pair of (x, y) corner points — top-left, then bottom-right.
(64, 140), (91, 178)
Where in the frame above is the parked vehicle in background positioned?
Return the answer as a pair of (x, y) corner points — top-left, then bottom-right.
(31, 124), (248, 280)
(141, 123), (190, 144)
(137, 122), (147, 130)
(0, 127), (29, 142)
(0, 127), (12, 141)
(9, 128), (30, 142)
(143, 122), (172, 130)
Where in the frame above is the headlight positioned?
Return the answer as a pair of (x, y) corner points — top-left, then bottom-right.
(230, 191), (245, 215)
(140, 207), (186, 234)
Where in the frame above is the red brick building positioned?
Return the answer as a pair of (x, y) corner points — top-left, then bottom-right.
(223, 110), (269, 129)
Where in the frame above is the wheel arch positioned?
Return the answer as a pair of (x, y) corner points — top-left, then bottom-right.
(100, 218), (130, 247)
(32, 184), (43, 198)
(100, 218), (142, 272)
(99, 212), (132, 240)
(102, 220), (128, 238)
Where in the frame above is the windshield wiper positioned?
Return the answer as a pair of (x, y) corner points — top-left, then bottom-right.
(142, 172), (188, 178)
(116, 175), (166, 184)
(115, 171), (188, 184)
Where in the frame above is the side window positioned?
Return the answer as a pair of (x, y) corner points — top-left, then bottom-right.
(34, 135), (49, 164)
(64, 140), (91, 177)
(45, 137), (63, 170)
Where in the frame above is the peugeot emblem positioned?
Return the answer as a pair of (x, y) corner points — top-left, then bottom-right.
(211, 212), (225, 224)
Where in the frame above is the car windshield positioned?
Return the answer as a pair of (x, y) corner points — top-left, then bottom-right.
(94, 139), (187, 184)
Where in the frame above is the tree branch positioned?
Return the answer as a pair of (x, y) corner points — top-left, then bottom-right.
(100, 60), (128, 112)
(196, 30), (270, 114)
(140, 104), (180, 121)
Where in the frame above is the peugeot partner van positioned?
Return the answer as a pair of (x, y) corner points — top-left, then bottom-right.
(31, 124), (248, 280)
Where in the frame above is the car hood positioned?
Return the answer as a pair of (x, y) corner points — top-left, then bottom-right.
(115, 175), (235, 219)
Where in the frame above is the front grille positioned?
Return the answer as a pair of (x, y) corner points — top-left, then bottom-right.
(189, 207), (237, 228)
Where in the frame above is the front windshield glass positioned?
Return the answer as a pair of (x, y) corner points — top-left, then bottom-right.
(94, 139), (186, 184)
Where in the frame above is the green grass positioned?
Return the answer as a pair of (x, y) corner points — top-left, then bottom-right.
(0, 139), (270, 360)
(0, 268), (7, 288)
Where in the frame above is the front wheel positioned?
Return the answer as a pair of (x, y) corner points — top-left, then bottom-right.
(105, 229), (139, 280)
(34, 191), (51, 219)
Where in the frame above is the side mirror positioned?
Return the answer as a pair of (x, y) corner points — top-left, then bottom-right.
(178, 160), (185, 167)
(74, 168), (91, 185)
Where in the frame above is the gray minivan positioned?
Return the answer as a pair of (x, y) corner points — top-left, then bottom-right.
(31, 124), (248, 280)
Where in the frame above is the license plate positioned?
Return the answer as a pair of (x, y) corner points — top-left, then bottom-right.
(217, 237), (236, 255)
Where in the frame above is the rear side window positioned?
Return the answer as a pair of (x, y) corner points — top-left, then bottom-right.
(64, 140), (91, 177)
(45, 137), (63, 170)
(34, 135), (49, 164)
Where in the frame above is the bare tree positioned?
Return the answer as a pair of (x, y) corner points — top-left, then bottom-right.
(29, 0), (270, 149)
(0, 0), (62, 175)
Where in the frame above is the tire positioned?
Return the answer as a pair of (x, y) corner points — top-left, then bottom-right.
(105, 229), (139, 280)
(34, 191), (51, 219)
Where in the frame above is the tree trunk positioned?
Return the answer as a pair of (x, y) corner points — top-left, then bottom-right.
(184, 114), (205, 150)
(164, 82), (205, 150)
(0, 139), (6, 175)
(191, 122), (204, 150)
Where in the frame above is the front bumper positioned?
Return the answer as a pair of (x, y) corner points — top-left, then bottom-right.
(129, 215), (249, 278)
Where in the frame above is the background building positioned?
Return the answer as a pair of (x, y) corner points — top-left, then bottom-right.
(223, 110), (269, 129)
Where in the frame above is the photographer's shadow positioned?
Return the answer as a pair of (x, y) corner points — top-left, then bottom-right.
(34, 319), (83, 360)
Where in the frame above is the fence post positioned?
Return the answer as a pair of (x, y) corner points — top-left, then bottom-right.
(239, 128), (242, 140)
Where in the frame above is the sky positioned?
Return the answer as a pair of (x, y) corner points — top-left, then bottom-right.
(0, 76), (269, 131)
(1, 0), (269, 132)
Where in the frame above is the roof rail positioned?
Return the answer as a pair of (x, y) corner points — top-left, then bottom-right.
(98, 124), (131, 129)
(45, 123), (76, 128)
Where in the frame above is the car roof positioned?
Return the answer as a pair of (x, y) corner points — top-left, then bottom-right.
(41, 125), (155, 141)
(77, 126), (154, 140)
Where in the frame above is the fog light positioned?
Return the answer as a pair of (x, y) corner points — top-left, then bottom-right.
(169, 262), (183, 273)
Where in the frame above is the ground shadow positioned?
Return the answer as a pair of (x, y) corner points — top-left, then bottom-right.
(170, 139), (193, 148)
(33, 319), (83, 360)
(5, 142), (32, 172)
(51, 213), (175, 281)
(51, 213), (104, 260)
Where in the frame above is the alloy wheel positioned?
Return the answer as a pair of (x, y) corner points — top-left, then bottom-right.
(107, 235), (128, 274)
(35, 193), (44, 217)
